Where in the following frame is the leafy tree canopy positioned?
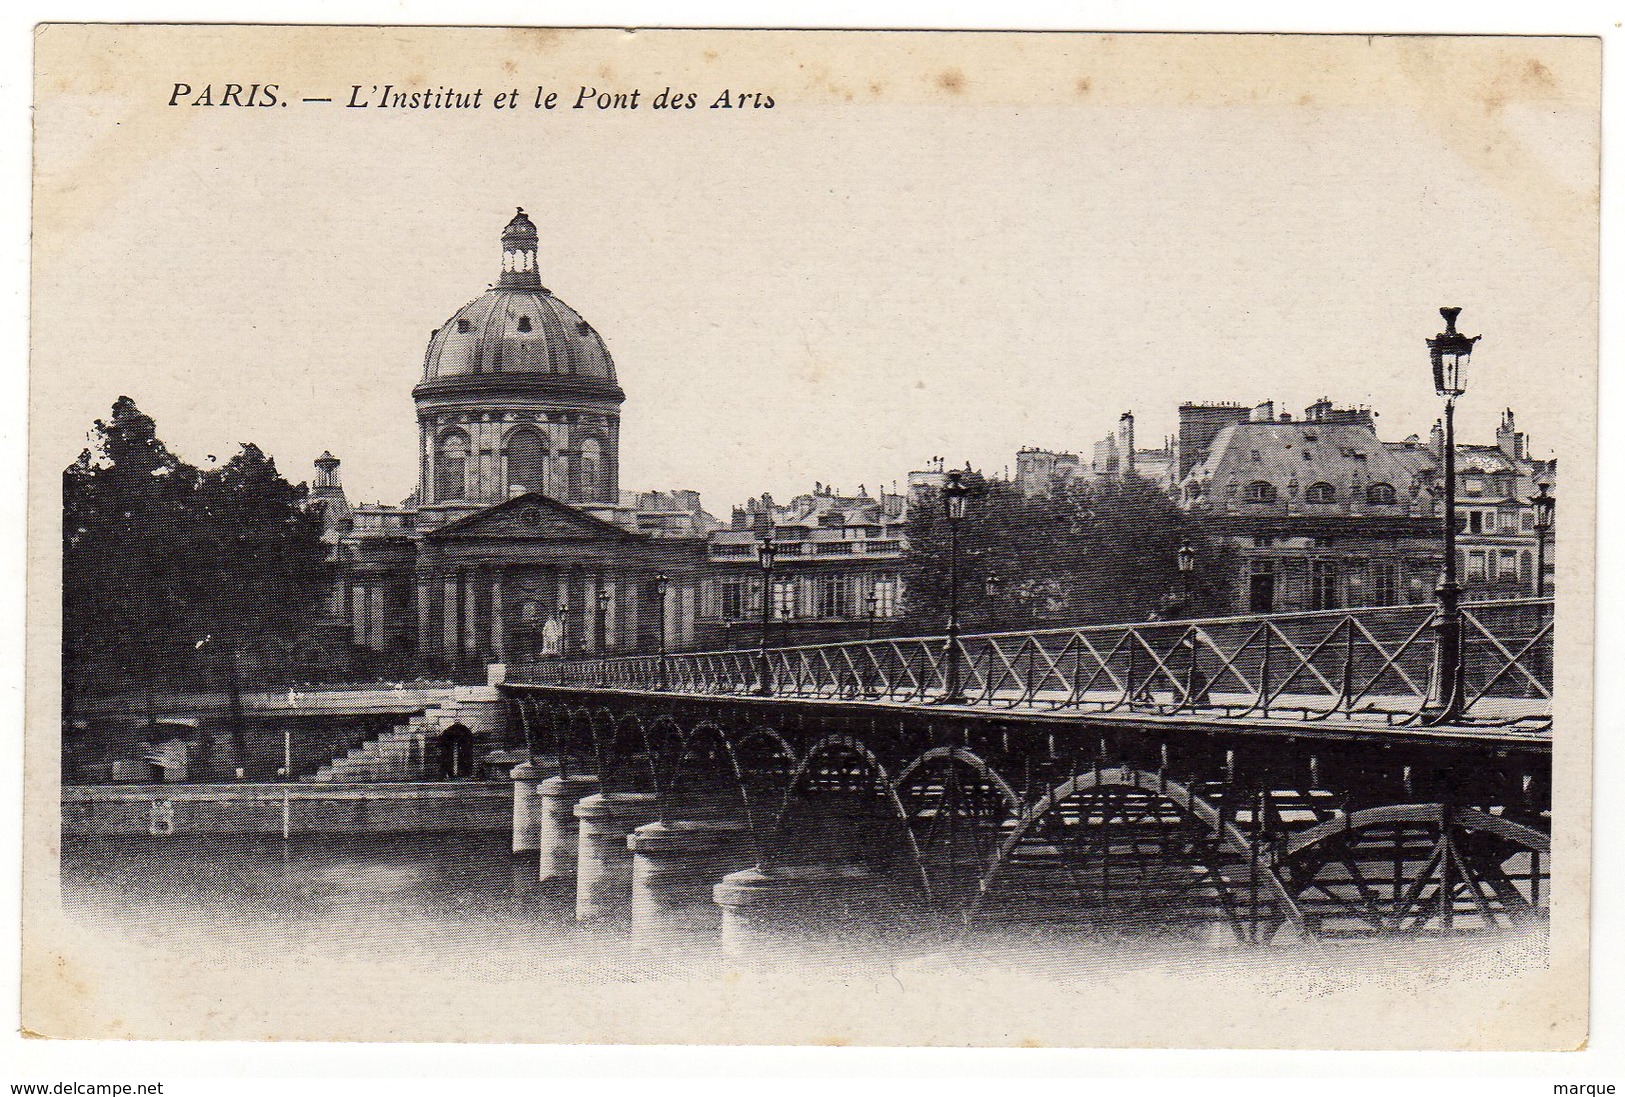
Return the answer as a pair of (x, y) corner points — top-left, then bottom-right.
(63, 398), (328, 703)
(902, 469), (1234, 633)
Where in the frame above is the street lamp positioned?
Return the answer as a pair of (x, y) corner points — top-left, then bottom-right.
(1427, 306), (1480, 724)
(1177, 537), (1195, 615)
(865, 587), (880, 641)
(595, 585), (612, 687)
(557, 597), (570, 659)
(940, 468), (971, 703)
(1530, 481), (1554, 599)
(654, 573), (670, 689)
(755, 530), (777, 695)
(984, 573), (1003, 629)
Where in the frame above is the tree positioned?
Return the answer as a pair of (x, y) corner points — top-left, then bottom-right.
(63, 400), (329, 768)
(179, 443), (328, 762)
(902, 469), (1233, 634)
(63, 397), (199, 713)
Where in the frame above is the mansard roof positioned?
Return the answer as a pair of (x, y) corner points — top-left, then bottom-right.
(1193, 420), (1420, 487)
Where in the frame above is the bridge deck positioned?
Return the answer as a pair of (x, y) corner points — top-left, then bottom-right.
(507, 682), (1552, 752)
(508, 599), (1553, 753)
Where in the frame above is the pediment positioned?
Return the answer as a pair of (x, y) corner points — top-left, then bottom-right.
(425, 493), (638, 543)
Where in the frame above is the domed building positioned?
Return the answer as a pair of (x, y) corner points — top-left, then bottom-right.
(414, 209), (624, 523)
(313, 210), (717, 673)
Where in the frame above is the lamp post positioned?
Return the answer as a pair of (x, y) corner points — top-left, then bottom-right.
(1176, 537), (1195, 618)
(595, 585), (612, 686)
(984, 573), (1003, 629)
(1427, 306), (1480, 724)
(654, 573), (670, 690)
(1531, 481), (1554, 599)
(865, 587), (879, 641)
(755, 530), (777, 696)
(556, 597), (570, 659)
(940, 468), (971, 703)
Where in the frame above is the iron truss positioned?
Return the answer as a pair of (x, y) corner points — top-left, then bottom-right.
(503, 684), (1551, 944)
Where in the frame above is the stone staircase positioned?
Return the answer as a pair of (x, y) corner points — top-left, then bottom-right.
(303, 687), (504, 783)
(306, 718), (427, 782)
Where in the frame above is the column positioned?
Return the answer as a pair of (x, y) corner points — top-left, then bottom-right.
(619, 577), (634, 651)
(584, 573), (598, 653)
(462, 569), (479, 655)
(350, 584), (367, 647)
(442, 573), (459, 657)
(416, 575), (433, 654)
(368, 584), (386, 651)
(490, 571), (506, 662)
(556, 571), (571, 656)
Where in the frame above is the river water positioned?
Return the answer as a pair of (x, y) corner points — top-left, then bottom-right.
(54, 831), (1555, 1046)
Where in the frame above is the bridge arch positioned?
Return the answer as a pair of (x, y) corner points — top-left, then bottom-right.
(769, 734), (931, 902)
(639, 715), (686, 806)
(1272, 802), (1550, 938)
(893, 746), (1023, 913)
(971, 766), (1310, 944)
(591, 709), (644, 792)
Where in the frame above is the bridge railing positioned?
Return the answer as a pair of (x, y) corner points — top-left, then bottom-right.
(507, 598), (1552, 727)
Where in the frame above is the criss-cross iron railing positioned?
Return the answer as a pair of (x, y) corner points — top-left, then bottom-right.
(506, 598), (1552, 729)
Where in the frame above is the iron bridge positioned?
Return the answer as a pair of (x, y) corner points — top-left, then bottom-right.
(502, 599), (1552, 944)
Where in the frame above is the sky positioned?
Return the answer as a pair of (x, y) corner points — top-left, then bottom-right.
(32, 29), (1600, 513)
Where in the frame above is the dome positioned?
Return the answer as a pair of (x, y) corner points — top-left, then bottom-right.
(421, 285), (617, 382)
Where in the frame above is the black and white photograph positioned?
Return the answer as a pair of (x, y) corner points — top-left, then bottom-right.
(20, 22), (1601, 1063)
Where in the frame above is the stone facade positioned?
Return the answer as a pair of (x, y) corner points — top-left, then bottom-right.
(1177, 400), (1555, 613)
(312, 209), (922, 672)
(313, 210), (714, 675)
(1012, 400), (1557, 616)
(698, 483), (909, 648)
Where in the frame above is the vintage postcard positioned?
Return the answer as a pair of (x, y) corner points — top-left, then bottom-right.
(23, 25), (1599, 1049)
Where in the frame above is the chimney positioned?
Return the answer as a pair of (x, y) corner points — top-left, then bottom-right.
(1430, 419), (1445, 458)
(1250, 401), (1274, 423)
(1118, 412), (1136, 478)
(1497, 408), (1527, 460)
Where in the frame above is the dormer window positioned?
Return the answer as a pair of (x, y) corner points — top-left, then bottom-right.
(1305, 482), (1336, 504)
(1245, 481), (1277, 504)
(517, 316), (532, 333)
(456, 318), (471, 333)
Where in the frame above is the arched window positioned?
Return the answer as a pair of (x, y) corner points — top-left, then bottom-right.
(1305, 482), (1337, 504)
(435, 429), (469, 501)
(1244, 481), (1277, 504)
(503, 427), (548, 496)
(577, 436), (601, 501)
(1366, 482), (1397, 505)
